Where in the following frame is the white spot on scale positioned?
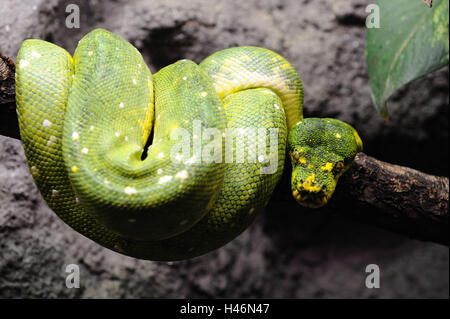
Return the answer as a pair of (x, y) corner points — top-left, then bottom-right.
(274, 103), (280, 109)
(19, 60), (29, 68)
(30, 51), (41, 58)
(175, 170), (188, 179)
(175, 154), (184, 161)
(138, 63), (141, 68)
(185, 156), (198, 164)
(158, 175), (172, 184)
(75, 197), (80, 204)
(42, 119), (52, 127)
(157, 152), (164, 159)
(52, 189), (58, 196)
(119, 102), (124, 108)
(201, 92), (208, 97)
(90, 126), (94, 131)
(31, 166), (37, 172)
(258, 155), (265, 163)
(124, 187), (137, 194)
(72, 132), (79, 140)
(124, 136), (129, 141)
(157, 168), (163, 174)
(88, 51), (93, 56)
(115, 132), (120, 137)
(182, 76), (187, 80)
(132, 78), (137, 85)
(47, 136), (56, 147)
(81, 147), (89, 154)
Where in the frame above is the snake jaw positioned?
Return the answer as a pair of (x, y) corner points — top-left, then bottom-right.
(292, 181), (333, 208)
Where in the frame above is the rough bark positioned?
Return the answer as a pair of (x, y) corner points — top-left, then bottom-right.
(0, 53), (19, 140)
(332, 153), (448, 245)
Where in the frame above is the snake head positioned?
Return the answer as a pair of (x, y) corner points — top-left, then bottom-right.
(288, 118), (363, 208)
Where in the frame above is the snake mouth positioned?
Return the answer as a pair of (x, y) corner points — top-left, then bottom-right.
(292, 188), (330, 208)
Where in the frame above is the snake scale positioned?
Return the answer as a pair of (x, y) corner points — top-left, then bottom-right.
(15, 29), (362, 260)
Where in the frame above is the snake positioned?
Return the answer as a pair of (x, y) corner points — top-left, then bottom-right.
(15, 29), (363, 260)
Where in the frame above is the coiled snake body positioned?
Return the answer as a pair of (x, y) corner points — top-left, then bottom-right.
(16, 29), (362, 260)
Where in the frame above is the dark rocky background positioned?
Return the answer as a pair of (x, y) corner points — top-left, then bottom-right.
(0, 0), (448, 298)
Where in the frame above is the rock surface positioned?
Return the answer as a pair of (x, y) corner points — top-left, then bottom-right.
(0, 0), (448, 298)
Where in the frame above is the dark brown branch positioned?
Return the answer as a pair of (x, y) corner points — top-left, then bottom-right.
(1, 53), (448, 245)
(330, 153), (448, 245)
(0, 53), (19, 139)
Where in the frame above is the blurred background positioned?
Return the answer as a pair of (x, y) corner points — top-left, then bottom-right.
(0, 0), (448, 298)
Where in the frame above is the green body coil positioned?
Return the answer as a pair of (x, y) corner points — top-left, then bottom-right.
(16, 29), (362, 260)
(16, 29), (303, 260)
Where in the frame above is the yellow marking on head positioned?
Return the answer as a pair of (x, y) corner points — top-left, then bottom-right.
(307, 164), (313, 169)
(302, 174), (322, 193)
(298, 157), (307, 164)
(71, 166), (78, 173)
(335, 133), (341, 138)
(321, 162), (333, 172)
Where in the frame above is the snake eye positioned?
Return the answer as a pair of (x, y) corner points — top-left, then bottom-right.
(333, 161), (344, 174)
(291, 151), (300, 163)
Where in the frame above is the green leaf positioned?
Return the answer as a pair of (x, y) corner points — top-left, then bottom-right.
(366, 0), (449, 118)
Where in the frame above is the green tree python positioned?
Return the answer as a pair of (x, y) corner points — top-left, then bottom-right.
(15, 29), (363, 260)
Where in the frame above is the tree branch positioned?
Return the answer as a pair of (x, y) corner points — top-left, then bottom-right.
(331, 153), (448, 245)
(1, 52), (448, 245)
(0, 53), (19, 139)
